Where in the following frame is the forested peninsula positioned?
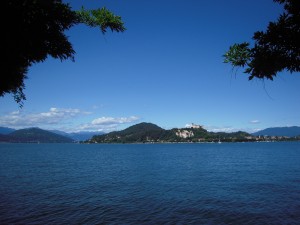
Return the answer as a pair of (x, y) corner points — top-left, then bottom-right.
(86, 123), (300, 144)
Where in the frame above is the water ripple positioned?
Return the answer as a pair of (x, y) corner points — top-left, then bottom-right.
(1, 143), (300, 224)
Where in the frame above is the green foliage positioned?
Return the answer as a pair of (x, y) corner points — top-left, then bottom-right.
(91, 123), (165, 143)
(223, 43), (251, 68)
(76, 7), (125, 34)
(2, 0), (125, 107)
(224, 0), (300, 80)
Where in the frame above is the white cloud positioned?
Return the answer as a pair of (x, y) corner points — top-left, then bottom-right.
(0, 107), (140, 133)
(204, 125), (262, 134)
(204, 125), (239, 133)
(249, 120), (260, 124)
(75, 116), (140, 132)
(0, 107), (90, 129)
(10, 110), (20, 115)
(252, 128), (262, 133)
(92, 116), (139, 125)
(91, 104), (104, 110)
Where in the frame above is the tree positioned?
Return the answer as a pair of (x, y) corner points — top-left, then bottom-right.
(2, 0), (125, 106)
(223, 0), (300, 80)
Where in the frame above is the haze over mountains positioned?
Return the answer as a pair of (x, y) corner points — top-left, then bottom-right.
(252, 126), (300, 137)
(1, 125), (300, 143)
(49, 130), (105, 141)
(0, 127), (16, 135)
(0, 128), (74, 143)
(0, 127), (104, 143)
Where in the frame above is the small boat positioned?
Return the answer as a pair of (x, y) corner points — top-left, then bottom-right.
(218, 138), (221, 144)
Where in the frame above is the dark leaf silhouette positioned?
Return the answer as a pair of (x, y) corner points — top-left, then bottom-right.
(224, 0), (300, 80)
(2, 0), (125, 107)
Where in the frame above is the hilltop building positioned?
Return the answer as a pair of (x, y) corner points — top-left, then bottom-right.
(186, 123), (202, 129)
(176, 123), (203, 139)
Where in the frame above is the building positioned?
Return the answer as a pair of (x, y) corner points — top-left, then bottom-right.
(188, 123), (202, 129)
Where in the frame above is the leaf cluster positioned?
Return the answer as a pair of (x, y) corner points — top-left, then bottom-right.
(224, 0), (300, 80)
(223, 43), (251, 68)
(76, 7), (126, 34)
(2, 0), (78, 106)
(2, 1), (125, 107)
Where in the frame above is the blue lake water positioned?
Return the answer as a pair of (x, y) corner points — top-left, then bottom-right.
(0, 142), (300, 224)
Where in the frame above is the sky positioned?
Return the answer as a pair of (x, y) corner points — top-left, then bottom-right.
(1, 0), (300, 133)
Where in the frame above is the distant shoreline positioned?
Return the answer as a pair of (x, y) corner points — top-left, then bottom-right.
(1, 140), (300, 145)
(82, 140), (300, 145)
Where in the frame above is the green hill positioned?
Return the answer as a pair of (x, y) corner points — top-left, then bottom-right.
(7, 128), (74, 143)
(89, 122), (253, 143)
(91, 122), (165, 143)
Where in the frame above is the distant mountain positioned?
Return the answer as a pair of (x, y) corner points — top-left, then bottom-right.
(50, 130), (105, 141)
(3, 124), (299, 144)
(90, 122), (252, 143)
(0, 127), (16, 135)
(4, 128), (74, 143)
(252, 126), (300, 137)
(68, 131), (105, 141)
(0, 126), (103, 142)
(49, 130), (70, 137)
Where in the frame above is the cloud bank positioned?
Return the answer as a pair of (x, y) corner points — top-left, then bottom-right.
(0, 108), (88, 129)
(0, 108), (139, 133)
(203, 125), (259, 134)
(75, 116), (140, 132)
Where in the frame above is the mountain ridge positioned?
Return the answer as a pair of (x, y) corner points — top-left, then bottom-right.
(0, 127), (16, 135)
(252, 126), (300, 137)
(1, 125), (300, 143)
(0, 128), (74, 143)
(0, 127), (104, 142)
(50, 130), (105, 141)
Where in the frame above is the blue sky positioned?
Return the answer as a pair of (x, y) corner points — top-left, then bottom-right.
(1, 0), (300, 133)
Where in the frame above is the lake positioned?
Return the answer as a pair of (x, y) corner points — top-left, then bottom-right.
(0, 142), (300, 224)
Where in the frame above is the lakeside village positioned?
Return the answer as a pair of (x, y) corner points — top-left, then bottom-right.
(173, 124), (297, 143)
(86, 123), (300, 144)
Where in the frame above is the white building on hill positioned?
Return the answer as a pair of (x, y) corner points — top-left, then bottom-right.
(186, 123), (202, 129)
